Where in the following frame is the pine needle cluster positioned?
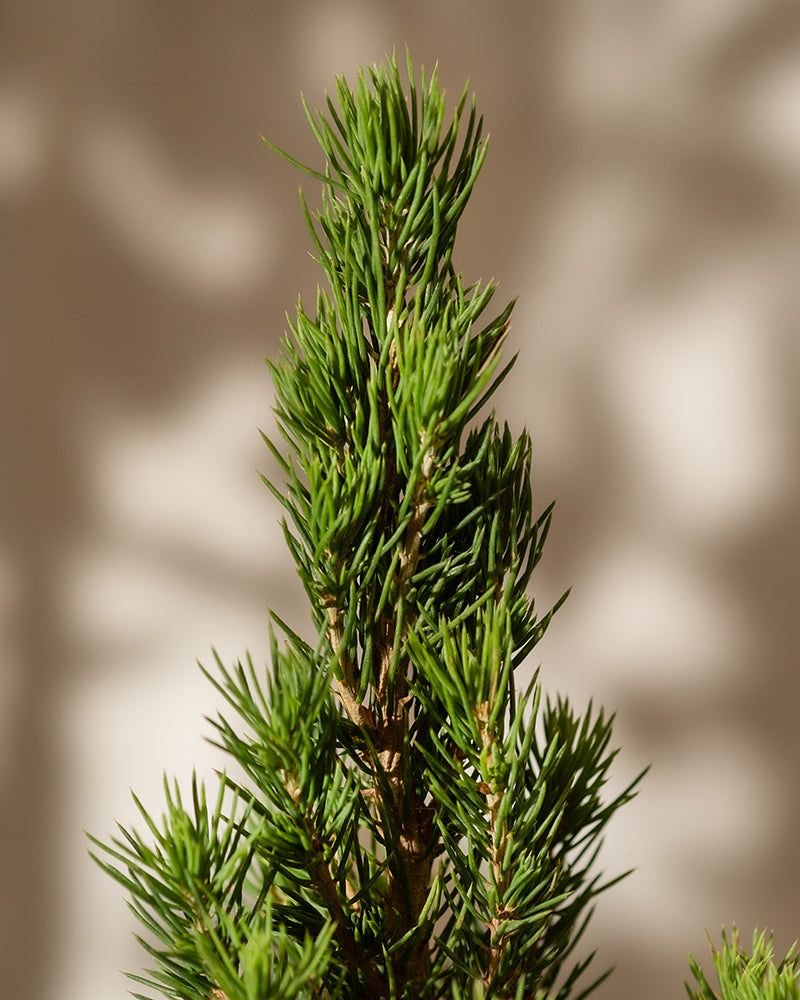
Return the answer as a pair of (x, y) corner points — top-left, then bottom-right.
(91, 51), (646, 1000)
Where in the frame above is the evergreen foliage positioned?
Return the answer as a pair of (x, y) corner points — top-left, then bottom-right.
(687, 929), (800, 1000)
(88, 50), (778, 1000)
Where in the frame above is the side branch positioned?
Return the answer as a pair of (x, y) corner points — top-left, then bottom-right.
(325, 600), (373, 729)
(305, 813), (388, 999)
(479, 713), (513, 993)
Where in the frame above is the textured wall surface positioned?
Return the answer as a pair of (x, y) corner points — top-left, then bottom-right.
(2, 3), (799, 999)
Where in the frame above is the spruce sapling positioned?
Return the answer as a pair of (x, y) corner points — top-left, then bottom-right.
(90, 51), (647, 1000)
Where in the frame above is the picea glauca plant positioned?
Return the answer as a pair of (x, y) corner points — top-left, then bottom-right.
(89, 52), (794, 1000)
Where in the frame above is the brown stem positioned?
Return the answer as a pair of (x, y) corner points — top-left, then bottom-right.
(386, 794), (435, 997)
(479, 714), (512, 992)
(374, 442), (439, 998)
(325, 600), (374, 729)
(321, 321), (439, 998)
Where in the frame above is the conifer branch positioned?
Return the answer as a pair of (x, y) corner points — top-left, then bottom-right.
(88, 51), (660, 1000)
(303, 810), (387, 998)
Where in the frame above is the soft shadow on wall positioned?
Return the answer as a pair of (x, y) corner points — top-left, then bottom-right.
(1, 4), (799, 1000)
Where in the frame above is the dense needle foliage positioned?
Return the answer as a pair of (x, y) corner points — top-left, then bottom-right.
(686, 929), (800, 1000)
(92, 51), (671, 1000)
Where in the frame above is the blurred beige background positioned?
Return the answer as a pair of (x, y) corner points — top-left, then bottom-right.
(2, 2), (799, 999)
